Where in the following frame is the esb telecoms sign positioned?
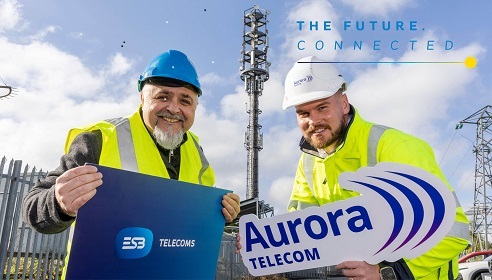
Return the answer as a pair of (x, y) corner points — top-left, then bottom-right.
(239, 163), (458, 276)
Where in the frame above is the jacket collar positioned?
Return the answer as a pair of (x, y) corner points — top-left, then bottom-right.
(299, 105), (356, 159)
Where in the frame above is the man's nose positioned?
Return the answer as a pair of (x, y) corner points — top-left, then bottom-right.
(308, 112), (322, 126)
(165, 99), (180, 114)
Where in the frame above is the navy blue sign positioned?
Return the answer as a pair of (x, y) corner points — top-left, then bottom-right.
(66, 164), (230, 280)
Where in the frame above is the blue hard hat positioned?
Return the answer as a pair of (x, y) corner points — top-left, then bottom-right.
(137, 50), (202, 96)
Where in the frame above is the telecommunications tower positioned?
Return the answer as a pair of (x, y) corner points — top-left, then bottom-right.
(240, 5), (270, 200)
(458, 105), (492, 251)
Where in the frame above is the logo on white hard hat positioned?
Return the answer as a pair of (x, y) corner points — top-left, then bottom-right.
(294, 75), (313, 87)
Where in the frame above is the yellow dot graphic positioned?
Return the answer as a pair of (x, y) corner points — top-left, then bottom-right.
(464, 56), (477, 69)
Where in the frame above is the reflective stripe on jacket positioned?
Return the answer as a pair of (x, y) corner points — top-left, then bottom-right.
(288, 106), (469, 279)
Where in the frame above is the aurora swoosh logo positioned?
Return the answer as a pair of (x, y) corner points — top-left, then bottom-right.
(349, 170), (447, 256)
(338, 163), (456, 261)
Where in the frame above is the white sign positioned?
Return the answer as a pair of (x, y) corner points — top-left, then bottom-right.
(239, 163), (456, 276)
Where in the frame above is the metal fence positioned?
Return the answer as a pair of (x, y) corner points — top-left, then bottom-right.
(216, 232), (251, 279)
(0, 157), (69, 280)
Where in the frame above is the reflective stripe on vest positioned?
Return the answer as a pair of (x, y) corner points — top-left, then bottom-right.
(367, 124), (389, 167)
(302, 154), (315, 194)
(291, 154), (318, 210)
(106, 117), (138, 172)
(189, 135), (210, 185)
(300, 124), (469, 240)
(448, 191), (469, 240)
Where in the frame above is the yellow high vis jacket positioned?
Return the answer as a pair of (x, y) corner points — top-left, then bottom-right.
(288, 106), (469, 279)
(65, 108), (215, 185)
(60, 107), (215, 278)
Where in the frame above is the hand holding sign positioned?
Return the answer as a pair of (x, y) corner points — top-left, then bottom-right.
(239, 163), (456, 276)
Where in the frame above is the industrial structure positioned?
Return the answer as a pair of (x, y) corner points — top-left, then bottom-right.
(239, 5), (274, 218)
(458, 105), (492, 251)
(0, 77), (18, 100)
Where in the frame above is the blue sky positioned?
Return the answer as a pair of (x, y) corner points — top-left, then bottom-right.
(0, 0), (490, 216)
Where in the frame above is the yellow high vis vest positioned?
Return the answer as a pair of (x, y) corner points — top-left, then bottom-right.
(65, 108), (215, 185)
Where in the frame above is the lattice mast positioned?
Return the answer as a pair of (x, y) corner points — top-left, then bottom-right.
(240, 5), (270, 199)
(459, 105), (492, 251)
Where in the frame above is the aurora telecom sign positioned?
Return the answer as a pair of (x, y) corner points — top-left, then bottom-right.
(239, 163), (457, 276)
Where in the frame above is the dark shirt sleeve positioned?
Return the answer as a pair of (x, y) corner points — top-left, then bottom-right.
(381, 259), (415, 280)
(21, 131), (103, 234)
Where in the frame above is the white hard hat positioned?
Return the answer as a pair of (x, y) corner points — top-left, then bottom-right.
(282, 56), (347, 110)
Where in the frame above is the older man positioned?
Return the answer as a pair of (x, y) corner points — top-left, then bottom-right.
(22, 50), (240, 278)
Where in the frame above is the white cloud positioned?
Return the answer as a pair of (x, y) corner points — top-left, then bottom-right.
(258, 72), (288, 115)
(261, 125), (300, 175)
(0, 0), (22, 32)
(267, 176), (295, 215)
(0, 39), (104, 100)
(219, 85), (249, 120)
(104, 52), (133, 76)
(191, 105), (249, 197)
(200, 72), (227, 85)
(341, 0), (413, 16)
(1, 96), (137, 171)
(260, 125), (301, 213)
(28, 25), (59, 41)
(0, 30), (138, 170)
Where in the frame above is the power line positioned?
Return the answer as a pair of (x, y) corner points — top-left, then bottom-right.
(439, 129), (457, 167)
(455, 169), (474, 192)
(448, 144), (472, 180)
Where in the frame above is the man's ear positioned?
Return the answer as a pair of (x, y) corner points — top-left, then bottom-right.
(340, 93), (350, 114)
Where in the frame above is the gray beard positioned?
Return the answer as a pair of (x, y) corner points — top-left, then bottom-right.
(154, 126), (184, 150)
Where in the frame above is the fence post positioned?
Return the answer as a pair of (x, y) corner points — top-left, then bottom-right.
(0, 159), (22, 274)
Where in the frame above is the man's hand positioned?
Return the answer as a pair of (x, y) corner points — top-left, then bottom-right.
(336, 261), (380, 280)
(54, 165), (103, 217)
(235, 233), (242, 254)
(221, 193), (240, 223)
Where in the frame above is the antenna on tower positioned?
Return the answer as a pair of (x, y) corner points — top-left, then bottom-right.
(458, 105), (492, 251)
(238, 5), (274, 219)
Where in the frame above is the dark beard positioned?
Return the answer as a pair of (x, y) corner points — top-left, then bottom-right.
(307, 119), (346, 150)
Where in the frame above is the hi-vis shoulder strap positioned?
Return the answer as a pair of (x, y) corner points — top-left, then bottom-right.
(106, 117), (139, 172)
(301, 124), (468, 241)
(367, 124), (388, 167)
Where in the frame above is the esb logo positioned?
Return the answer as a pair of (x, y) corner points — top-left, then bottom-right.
(115, 227), (153, 259)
